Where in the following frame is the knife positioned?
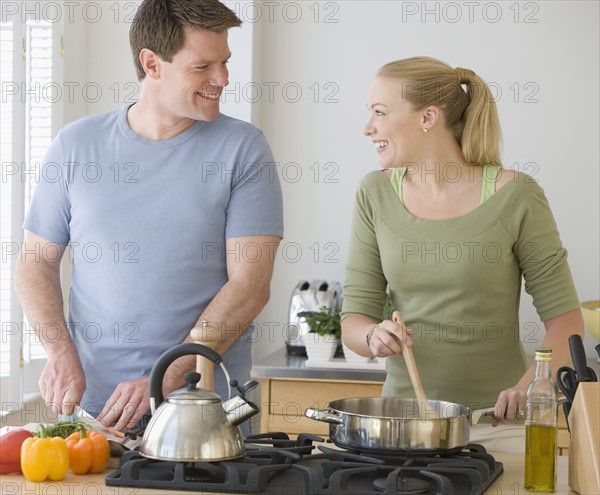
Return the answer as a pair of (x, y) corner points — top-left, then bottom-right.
(568, 334), (592, 383)
(73, 405), (125, 438)
(70, 406), (136, 457)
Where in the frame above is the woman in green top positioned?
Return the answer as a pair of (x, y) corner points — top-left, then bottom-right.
(341, 57), (584, 424)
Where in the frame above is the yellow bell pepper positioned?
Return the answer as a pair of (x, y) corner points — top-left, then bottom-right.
(20, 433), (70, 482)
(65, 427), (110, 474)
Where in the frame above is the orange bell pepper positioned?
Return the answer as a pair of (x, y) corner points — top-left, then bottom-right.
(20, 432), (69, 482)
(65, 427), (110, 474)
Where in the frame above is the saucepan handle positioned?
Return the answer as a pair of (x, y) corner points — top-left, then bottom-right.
(470, 407), (496, 425)
(471, 399), (569, 426)
(304, 407), (343, 425)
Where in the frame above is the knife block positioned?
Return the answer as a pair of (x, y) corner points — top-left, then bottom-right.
(568, 382), (600, 495)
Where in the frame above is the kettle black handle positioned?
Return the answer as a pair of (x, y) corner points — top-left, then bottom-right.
(149, 343), (223, 409)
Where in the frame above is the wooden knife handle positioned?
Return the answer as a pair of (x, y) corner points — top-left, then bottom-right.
(190, 321), (221, 392)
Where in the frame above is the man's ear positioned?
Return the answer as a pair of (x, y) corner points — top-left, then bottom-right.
(139, 48), (161, 80)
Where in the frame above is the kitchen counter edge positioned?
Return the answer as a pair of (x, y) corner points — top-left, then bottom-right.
(0, 452), (576, 494)
(251, 349), (387, 381)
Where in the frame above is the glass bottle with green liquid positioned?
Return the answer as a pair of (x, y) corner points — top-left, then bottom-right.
(524, 347), (558, 492)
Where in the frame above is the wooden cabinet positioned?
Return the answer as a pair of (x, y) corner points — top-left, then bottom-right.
(258, 377), (383, 435)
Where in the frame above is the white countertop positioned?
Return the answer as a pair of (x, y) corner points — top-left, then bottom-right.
(0, 442), (576, 494)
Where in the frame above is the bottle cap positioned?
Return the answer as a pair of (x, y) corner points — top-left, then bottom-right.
(534, 347), (552, 361)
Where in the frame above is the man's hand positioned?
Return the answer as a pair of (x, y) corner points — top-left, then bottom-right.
(39, 349), (86, 416)
(97, 376), (150, 431)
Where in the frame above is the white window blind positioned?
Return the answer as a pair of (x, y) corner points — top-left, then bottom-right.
(1, 22), (16, 388)
(24, 20), (53, 361)
(1, 17), (55, 411)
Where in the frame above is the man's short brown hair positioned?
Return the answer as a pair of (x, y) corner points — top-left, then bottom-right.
(130, 0), (241, 81)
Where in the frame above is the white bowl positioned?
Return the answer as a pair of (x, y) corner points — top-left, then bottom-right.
(581, 300), (600, 343)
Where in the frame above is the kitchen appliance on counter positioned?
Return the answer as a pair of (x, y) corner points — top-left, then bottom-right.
(286, 279), (343, 356)
(106, 432), (503, 494)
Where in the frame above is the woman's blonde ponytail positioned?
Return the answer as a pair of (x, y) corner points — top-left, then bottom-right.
(457, 69), (502, 166)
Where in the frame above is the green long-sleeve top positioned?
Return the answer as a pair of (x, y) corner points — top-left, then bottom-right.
(341, 169), (580, 410)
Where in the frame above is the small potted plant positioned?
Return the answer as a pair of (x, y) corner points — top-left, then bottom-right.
(298, 306), (341, 362)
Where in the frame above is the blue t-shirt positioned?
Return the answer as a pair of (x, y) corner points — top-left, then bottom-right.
(24, 105), (284, 413)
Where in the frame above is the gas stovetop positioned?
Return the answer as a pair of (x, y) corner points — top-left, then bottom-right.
(105, 433), (503, 495)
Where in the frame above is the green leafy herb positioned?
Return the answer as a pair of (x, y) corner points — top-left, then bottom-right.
(33, 420), (90, 439)
(298, 306), (341, 340)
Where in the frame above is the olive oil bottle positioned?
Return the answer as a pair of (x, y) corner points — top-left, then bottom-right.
(524, 347), (558, 492)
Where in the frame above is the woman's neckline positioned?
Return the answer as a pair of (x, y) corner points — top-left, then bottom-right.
(379, 165), (517, 223)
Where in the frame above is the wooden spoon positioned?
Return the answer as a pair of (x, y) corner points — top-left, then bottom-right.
(392, 311), (438, 419)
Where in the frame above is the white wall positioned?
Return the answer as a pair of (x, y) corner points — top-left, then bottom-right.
(62, 1), (599, 360)
(255, 0), (600, 360)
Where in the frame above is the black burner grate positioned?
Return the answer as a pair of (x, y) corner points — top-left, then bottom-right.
(105, 434), (503, 495)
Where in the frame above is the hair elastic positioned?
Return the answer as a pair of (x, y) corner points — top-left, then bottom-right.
(455, 67), (475, 84)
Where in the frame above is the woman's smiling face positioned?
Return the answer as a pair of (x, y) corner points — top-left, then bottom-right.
(363, 77), (426, 168)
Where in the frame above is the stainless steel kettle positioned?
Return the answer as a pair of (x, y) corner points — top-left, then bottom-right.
(139, 343), (259, 462)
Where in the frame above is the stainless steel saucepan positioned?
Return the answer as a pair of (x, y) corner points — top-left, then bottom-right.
(305, 397), (494, 453)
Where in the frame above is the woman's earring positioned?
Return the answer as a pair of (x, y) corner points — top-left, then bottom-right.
(422, 128), (429, 133)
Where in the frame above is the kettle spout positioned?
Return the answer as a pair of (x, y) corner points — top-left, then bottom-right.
(222, 396), (260, 427)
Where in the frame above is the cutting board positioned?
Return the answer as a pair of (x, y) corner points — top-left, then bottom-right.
(568, 382), (600, 494)
(7, 422), (126, 442)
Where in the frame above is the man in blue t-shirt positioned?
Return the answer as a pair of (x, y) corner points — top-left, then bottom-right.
(15, 0), (283, 432)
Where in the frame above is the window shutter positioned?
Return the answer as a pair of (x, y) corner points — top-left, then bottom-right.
(0, 18), (54, 410)
(24, 20), (53, 362)
(0, 22), (16, 395)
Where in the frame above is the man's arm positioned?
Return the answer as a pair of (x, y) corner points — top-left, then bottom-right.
(97, 235), (281, 430)
(15, 231), (86, 415)
(193, 235), (281, 354)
